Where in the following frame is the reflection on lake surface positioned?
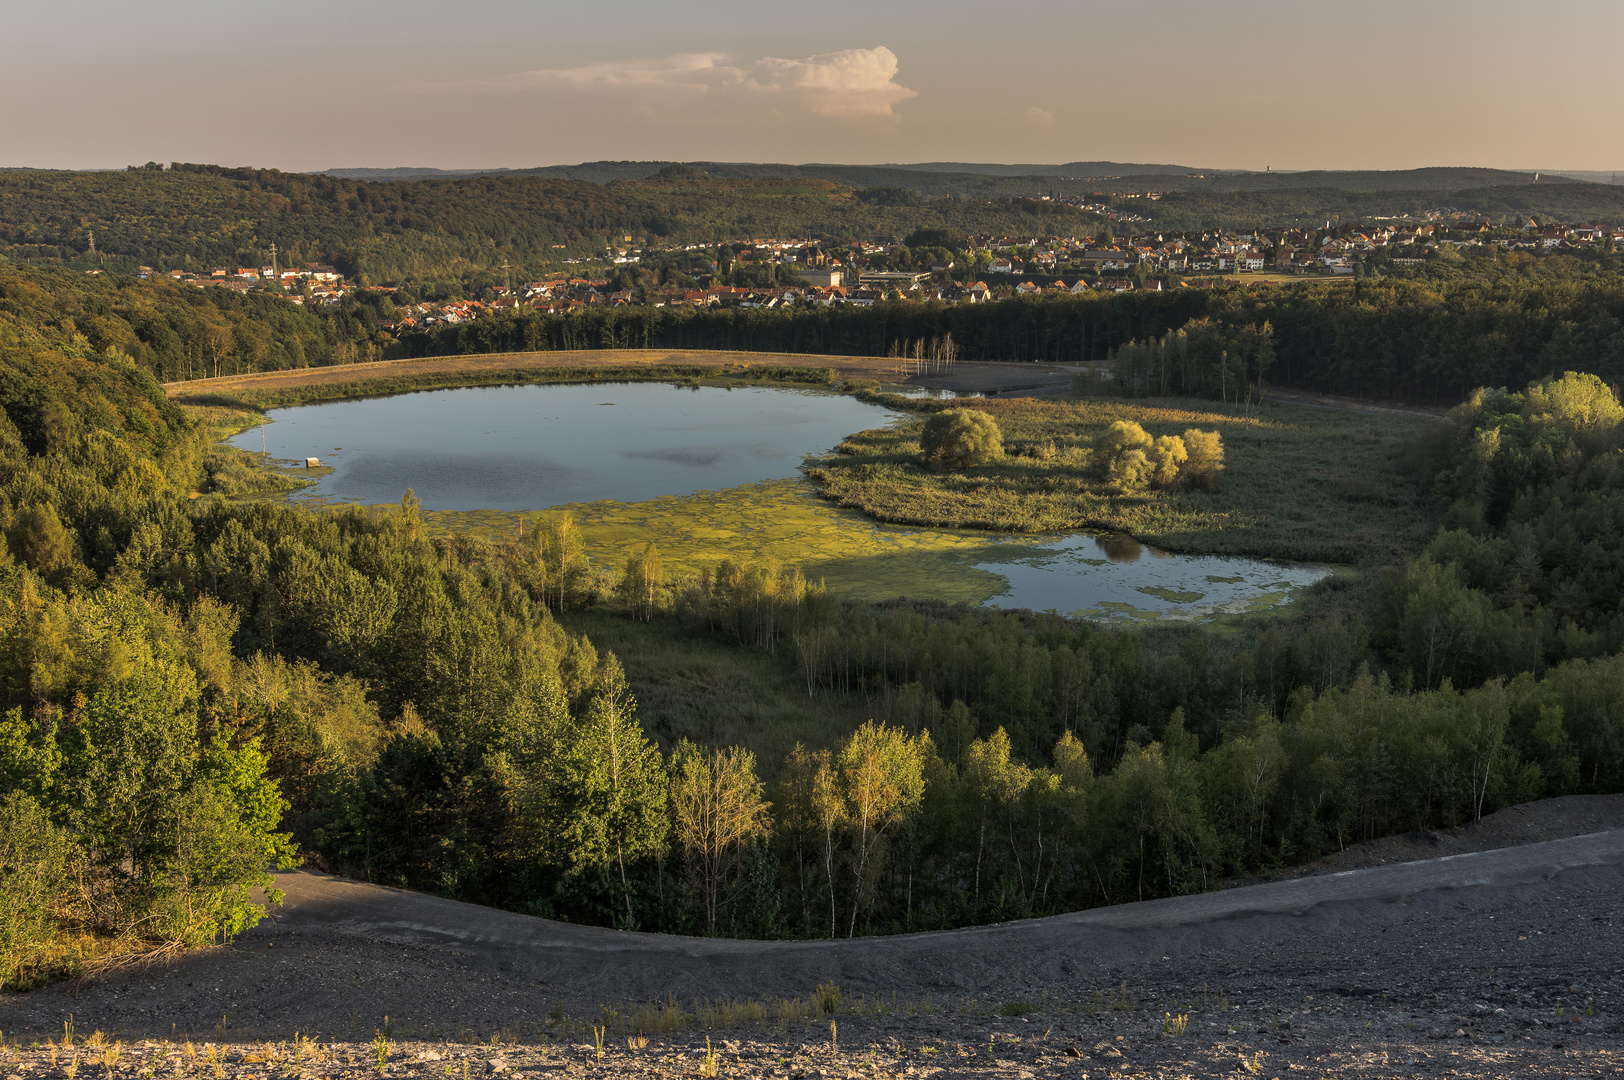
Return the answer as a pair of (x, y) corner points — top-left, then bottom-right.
(231, 382), (897, 510)
(972, 533), (1329, 621)
(231, 382), (1331, 620)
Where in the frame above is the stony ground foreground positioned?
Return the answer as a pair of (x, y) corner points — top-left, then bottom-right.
(4, 797), (1624, 1079)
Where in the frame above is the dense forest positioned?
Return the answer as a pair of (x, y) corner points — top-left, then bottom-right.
(7, 251), (1624, 409)
(0, 165), (1093, 287)
(400, 258), (1624, 405)
(5, 257), (1624, 985)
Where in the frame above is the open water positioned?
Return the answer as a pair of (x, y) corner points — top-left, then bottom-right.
(230, 382), (1330, 620)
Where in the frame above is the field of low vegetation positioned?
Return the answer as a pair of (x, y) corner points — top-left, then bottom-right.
(811, 393), (1437, 565)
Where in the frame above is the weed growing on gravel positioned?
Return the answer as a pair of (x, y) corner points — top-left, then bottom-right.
(694, 999), (761, 1028)
(816, 983), (842, 1014)
(999, 1001), (1032, 1017)
(371, 1032), (389, 1072)
(1162, 1013), (1189, 1037)
(101, 1043), (121, 1076)
(205, 1046), (223, 1080)
(775, 997), (819, 1027)
(592, 1026), (605, 1063)
(1109, 983), (1135, 1012)
(627, 1036), (648, 1051)
(625, 995), (685, 1033)
(698, 1038), (719, 1079)
(63, 1020), (76, 1048)
(63, 1053), (80, 1080)
(830, 1021), (838, 1052)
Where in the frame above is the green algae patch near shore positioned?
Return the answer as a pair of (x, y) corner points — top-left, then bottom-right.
(421, 478), (1032, 605)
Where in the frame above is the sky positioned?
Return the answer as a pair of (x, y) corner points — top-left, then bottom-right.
(4, 0), (1621, 173)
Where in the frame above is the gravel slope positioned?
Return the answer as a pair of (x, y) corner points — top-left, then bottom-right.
(4, 798), (1622, 1079)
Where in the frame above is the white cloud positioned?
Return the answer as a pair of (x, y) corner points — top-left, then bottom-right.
(1024, 106), (1057, 130)
(750, 48), (916, 117)
(428, 47), (915, 120)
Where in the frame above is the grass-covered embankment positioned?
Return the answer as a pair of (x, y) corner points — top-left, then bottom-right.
(167, 354), (853, 409)
(809, 393), (1439, 565)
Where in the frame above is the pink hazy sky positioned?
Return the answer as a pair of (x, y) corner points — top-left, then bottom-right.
(4, 0), (1619, 173)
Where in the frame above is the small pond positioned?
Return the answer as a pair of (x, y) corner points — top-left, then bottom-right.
(230, 382), (1331, 620)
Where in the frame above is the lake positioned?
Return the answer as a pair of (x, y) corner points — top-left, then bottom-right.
(230, 382), (1331, 620)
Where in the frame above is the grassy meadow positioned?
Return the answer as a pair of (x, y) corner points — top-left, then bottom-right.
(811, 394), (1439, 566)
(558, 609), (876, 773)
(420, 480), (1032, 606)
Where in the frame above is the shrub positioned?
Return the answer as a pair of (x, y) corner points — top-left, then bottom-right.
(1149, 435), (1188, 487)
(919, 409), (1002, 471)
(1182, 429), (1225, 489)
(1099, 422), (1188, 490)
(0, 792), (75, 990)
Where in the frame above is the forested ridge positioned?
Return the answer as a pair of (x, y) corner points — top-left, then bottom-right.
(7, 164), (1624, 292)
(6, 263), (1624, 987)
(0, 166), (1092, 286)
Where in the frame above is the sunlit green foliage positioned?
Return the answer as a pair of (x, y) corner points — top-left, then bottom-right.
(812, 395), (1425, 563)
(919, 409), (1002, 471)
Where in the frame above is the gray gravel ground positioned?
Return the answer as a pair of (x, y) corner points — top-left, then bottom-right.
(4, 797), (1623, 1078)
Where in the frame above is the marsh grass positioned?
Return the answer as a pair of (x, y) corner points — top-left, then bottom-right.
(556, 610), (873, 769)
(175, 402), (314, 499)
(417, 479), (1025, 607)
(812, 394), (1437, 565)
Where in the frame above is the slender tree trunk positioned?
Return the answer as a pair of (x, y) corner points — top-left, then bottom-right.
(825, 827), (837, 940)
(617, 841), (633, 929)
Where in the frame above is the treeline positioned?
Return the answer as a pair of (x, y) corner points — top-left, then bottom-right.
(1377, 372), (1624, 691)
(0, 265), (374, 388)
(398, 266), (1624, 406)
(15, 251), (1624, 413)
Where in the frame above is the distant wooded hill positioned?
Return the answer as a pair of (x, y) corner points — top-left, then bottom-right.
(0, 165), (1093, 285)
(327, 160), (1565, 194)
(4, 161), (1623, 290)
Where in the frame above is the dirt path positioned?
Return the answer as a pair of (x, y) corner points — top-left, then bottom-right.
(4, 798), (1621, 1077)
